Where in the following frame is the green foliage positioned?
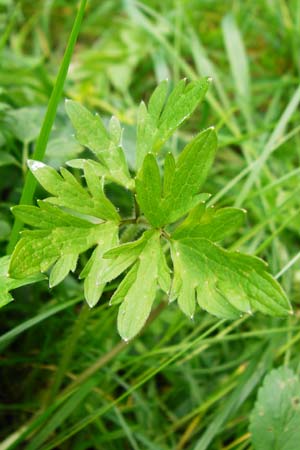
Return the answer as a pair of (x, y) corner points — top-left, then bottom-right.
(136, 127), (217, 227)
(0, 255), (44, 307)
(250, 367), (300, 450)
(65, 100), (133, 189)
(136, 78), (211, 167)
(1, 2), (300, 448)
(6, 79), (292, 340)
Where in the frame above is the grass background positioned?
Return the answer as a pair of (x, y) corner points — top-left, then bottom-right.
(1, 0), (300, 448)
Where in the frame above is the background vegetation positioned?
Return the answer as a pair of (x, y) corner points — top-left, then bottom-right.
(1, 0), (300, 448)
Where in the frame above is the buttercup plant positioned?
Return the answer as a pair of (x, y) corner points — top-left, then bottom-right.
(8, 78), (292, 341)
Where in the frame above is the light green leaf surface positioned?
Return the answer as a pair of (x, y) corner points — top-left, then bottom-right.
(171, 238), (291, 319)
(161, 128), (217, 224)
(80, 223), (118, 307)
(136, 128), (217, 227)
(65, 100), (133, 188)
(250, 367), (300, 450)
(65, 100), (110, 152)
(136, 101), (156, 168)
(148, 79), (168, 120)
(136, 78), (211, 167)
(170, 246), (195, 317)
(0, 255), (44, 308)
(109, 263), (139, 306)
(117, 232), (161, 341)
(157, 244), (171, 293)
(28, 160), (120, 222)
(136, 153), (163, 227)
(9, 201), (117, 288)
(163, 152), (176, 196)
(8, 106), (44, 143)
(154, 78), (211, 151)
(49, 254), (78, 288)
(173, 206), (246, 241)
(101, 230), (155, 284)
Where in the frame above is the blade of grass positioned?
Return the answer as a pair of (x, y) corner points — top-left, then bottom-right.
(193, 344), (273, 450)
(44, 304), (90, 407)
(26, 378), (97, 450)
(7, 0), (87, 254)
(0, 296), (82, 348)
(235, 84), (300, 206)
(40, 321), (226, 449)
(222, 13), (253, 131)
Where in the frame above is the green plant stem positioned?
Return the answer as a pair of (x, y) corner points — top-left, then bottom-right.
(21, 141), (29, 176)
(7, 0), (87, 254)
(44, 304), (90, 407)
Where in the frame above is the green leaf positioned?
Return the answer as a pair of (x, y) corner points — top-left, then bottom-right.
(8, 106), (44, 143)
(49, 254), (78, 288)
(136, 78), (211, 168)
(157, 244), (171, 294)
(136, 153), (163, 227)
(171, 238), (291, 319)
(28, 160), (120, 222)
(0, 255), (44, 308)
(65, 100), (110, 152)
(0, 151), (19, 168)
(250, 367), (300, 450)
(101, 230), (155, 284)
(148, 79), (168, 120)
(10, 224), (103, 279)
(170, 246), (196, 317)
(12, 201), (93, 229)
(109, 263), (139, 306)
(9, 201), (117, 286)
(154, 78), (211, 151)
(65, 101), (133, 189)
(163, 152), (176, 196)
(161, 128), (217, 224)
(172, 200), (207, 234)
(67, 159), (109, 177)
(136, 128), (217, 227)
(117, 232), (161, 341)
(80, 223), (119, 307)
(173, 206), (246, 241)
(136, 101), (156, 169)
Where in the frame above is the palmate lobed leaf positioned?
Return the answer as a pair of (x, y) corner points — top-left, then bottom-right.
(9, 197), (119, 291)
(170, 238), (291, 319)
(65, 100), (133, 189)
(27, 160), (120, 222)
(6, 78), (292, 340)
(136, 77), (211, 167)
(136, 127), (218, 227)
(9, 214), (110, 281)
